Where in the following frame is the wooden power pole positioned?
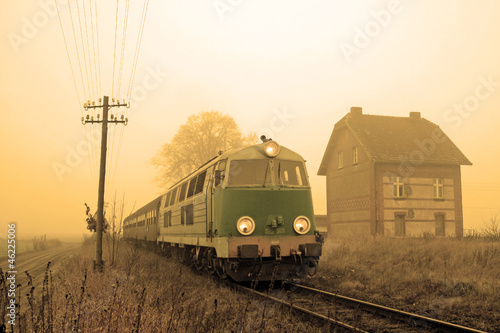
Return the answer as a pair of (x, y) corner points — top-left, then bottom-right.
(82, 95), (128, 271)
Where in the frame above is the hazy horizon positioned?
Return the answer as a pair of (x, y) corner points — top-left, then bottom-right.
(1, 0), (499, 238)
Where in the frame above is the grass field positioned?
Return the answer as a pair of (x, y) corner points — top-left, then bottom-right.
(1, 239), (324, 333)
(1, 235), (498, 332)
(310, 236), (500, 332)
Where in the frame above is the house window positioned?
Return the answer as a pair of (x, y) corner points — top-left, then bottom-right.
(434, 178), (444, 199)
(352, 147), (358, 164)
(338, 152), (343, 169)
(393, 177), (405, 198)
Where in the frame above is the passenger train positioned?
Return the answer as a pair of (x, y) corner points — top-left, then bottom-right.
(123, 138), (322, 281)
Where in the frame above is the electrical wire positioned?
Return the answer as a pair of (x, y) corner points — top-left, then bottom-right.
(54, 0), (95, 185)
(111, 0), (121, 99)
(94, 0), (102, 97)
(75, 0), (92, 103)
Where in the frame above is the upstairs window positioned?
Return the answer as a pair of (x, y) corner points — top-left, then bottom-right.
(352, 147), (358, 164)
(434, 178), (444, 199)
(338, 152), (343, 169)
(393, 177), (405, 198)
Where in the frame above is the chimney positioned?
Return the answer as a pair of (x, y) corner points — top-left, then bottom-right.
(409, 111), (421, 119)
(350, 106), (363, 117)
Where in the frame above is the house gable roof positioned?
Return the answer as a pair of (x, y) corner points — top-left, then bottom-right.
(318, 109), (472, 175)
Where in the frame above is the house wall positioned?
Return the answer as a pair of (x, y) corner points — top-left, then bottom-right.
(325, 127), (373, 236)
(375, 163), (464, 237)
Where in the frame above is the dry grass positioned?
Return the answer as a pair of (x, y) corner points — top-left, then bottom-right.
(2, 239), (327, 333)
(310, 236), (500, 332)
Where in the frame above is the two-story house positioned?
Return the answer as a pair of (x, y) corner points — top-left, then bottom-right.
(318, 107), (472, 237)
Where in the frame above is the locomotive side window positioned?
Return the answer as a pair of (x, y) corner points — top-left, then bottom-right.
(169, 187), (178, 206)
(187, 177), (197, 198)
(228, 159), (270, 186)
(178, 182), (188, 202)
(214, 160), (226, 187)
(195, 171), (207, 194)
(276, 160), (308, 186)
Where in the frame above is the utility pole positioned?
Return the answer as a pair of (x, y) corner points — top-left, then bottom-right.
(82, 95), (128, 271)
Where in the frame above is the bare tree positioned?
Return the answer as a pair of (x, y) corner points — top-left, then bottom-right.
(152, 111), (257, 187)
(106, 192), (126, 266)
(481, 212), (500, 239)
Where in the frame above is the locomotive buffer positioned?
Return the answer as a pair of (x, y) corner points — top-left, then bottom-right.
(82, 95), (128, 271)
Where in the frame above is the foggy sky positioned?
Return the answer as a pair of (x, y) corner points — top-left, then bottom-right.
(1, 0), (499, 239)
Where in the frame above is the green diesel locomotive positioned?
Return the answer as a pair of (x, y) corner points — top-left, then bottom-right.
(123, 139), (322, 281)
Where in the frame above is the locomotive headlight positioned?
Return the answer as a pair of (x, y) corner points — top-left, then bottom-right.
(264, 141), (280, 157)
(293, 216), (311, 234)
(237, 216), (255, 236)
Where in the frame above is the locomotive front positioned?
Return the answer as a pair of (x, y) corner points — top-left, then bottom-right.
(213, 140), (322, 281)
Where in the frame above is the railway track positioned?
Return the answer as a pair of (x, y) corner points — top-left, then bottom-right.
(228, 281), (488, 332)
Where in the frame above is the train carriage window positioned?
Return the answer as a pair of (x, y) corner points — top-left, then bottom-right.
(194, 171), (206, 194)
(181, 205), (194, 225)
(164, 192), (171, 207)
(178, 182), (188, 202)
(276, 160), (308, 186)
(169, 187), (178, 206)
(187, 177), (197, 198)
(228, 159), (270, 186)
(163, 211), (172, 227)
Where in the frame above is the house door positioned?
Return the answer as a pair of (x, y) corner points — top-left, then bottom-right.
(395, 214), (405, 236)
(435, 214), (445, 236)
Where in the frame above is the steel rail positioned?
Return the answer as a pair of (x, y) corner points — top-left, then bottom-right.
(232, 283), (368, 332)
(290, 282), (487, 333)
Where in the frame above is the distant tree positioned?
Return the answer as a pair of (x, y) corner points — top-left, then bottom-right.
(152, 111), (257, 187)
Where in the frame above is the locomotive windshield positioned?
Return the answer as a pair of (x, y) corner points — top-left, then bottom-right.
(227, 159), (308, 187)
(228, 159), (271, 186)
(275, 160), (308, 186)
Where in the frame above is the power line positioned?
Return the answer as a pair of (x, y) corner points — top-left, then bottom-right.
(109, 0), (130, 193)
(67, 0), (88, 102)
(89, 0), (99, 98)
(75, 0), (92, 102)
(82, 0), (96, 99)
(111, 0), (120, 98)
(94, 0), (102, 97)
(54, 0), (96, 184)
(127, 0), (150, 101)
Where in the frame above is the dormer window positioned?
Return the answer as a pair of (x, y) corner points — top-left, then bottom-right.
(338, 152), (343, 169)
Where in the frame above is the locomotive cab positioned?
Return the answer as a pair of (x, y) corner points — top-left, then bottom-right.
(210, 140), (322, 281)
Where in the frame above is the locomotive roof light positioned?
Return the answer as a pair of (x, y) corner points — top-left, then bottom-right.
(293, 216), (311, 235)
(237, 216), (255, 236)
(264, 141), (280, 157)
